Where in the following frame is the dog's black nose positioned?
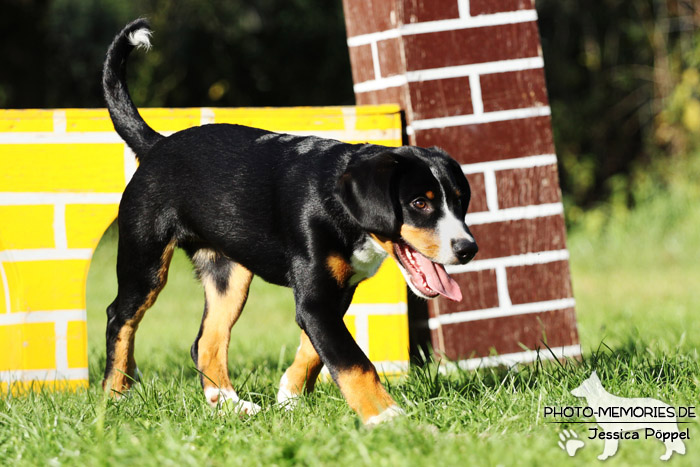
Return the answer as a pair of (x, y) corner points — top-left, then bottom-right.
(452, 239), (478, 264)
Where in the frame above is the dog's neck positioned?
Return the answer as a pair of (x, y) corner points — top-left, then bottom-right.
(349, 235), (389, 285)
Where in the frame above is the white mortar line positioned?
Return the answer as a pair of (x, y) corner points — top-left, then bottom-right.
(458, 0), (471, 18)
(428, 298), (576, 327)
(341, 107), (358, 134)
(468, 74), (484, 115)
(346, 302), (408, 316)
(354, 57), (544, 92)
(446, 249), (570, 274)
(347, 29), (401, 47)
(0, 262), (11, 314)
(0, 249), (93, 262)
(403, 10), (538, 35)
(411, 106), (550, 131)
(483, 170), (499, 212)
(370, 41), (382, 79)
(200, 108), (215, 125)
(54, 320), (69, 376)
(461, 154), (557, 173)
(347, 10), (538, 46)
(0, 193), (122, 205)
(465, 202), (563, 226)
(439, 344), (581, 372)
(53, 203), (68, 250)
(0, 132), (125, 144)
(0, 309), (86, 325)
(495, 266), (512, 308)
(52, 110), (67, 133)
(354, 75), (408, 93)
(0, 367), (88, 383)
(407, 57), (544, 82)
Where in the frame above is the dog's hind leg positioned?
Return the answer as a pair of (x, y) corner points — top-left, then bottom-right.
(103, 237), (176, 396)
(598, 437), (619, 460)
(190, 250), (259, 414)
(661, 435), (686, 460)
(277, 330), (323, 409)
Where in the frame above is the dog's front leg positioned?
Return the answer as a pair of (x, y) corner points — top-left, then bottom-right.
(293, 284), (404, 425)
(277, 330), (323, 409)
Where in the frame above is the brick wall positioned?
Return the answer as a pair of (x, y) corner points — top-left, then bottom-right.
(343, 0), (580, 367)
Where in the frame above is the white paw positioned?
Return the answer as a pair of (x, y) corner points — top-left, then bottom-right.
(557, 429), (584, 456)
(276, 387), (300, 411)
(277, 372), (300, 411)
(204, 387), (261, 416)
(364, 405), (405, 426)
(221, 398), (262, 416)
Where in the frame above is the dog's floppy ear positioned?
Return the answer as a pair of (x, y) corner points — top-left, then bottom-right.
(337, 152), (403, 237)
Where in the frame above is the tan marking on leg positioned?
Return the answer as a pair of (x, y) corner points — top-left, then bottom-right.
(197, 264), (253, 402)
(336, 366), (397, 423)
(279, 331), (323, 398)
(326, 253), (353, 286)
(107, 240), (176, 395)
(399, 224), (441, 259)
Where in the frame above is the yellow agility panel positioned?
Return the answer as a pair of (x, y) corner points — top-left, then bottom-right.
(0, 205), (55, 249)
(65, 108), (205, 133)
(0, 266), (6, 314)
(0, 110), (55, 132)
(212, 107), (346, 132)
(0, 144), (125, 192)
(353, 259), (406, 304)
(368, 314), (409, 362)
(343, 315), (357, 339)
(6, 260), (89, 312)
(66, 320), (88, 369)
(0, 105), (406, 392)
(1, 379), (88, 396)
(65, 204), (119, 249)
(354, 105), (404, 130)
(0, 322), (56, 371)
(140, 108), (204, 133)
(64, 109), (113, 132)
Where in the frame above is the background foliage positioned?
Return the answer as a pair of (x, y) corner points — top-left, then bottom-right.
(1, 0), (699, 223)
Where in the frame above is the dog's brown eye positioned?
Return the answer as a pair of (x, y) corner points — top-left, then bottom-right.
(411, 198), (428, 210)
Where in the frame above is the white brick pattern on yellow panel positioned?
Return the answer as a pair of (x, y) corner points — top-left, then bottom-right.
(0, 106), (406, 393)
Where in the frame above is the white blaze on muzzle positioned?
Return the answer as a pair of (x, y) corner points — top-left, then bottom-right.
(435, 199), (474, 265)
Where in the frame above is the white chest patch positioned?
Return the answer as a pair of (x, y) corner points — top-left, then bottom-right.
(349, 237), (388, 285)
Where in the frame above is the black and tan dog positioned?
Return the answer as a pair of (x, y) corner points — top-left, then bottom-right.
(102, 19), (478, 425)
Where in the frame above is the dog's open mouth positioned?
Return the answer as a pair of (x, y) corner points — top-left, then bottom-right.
(393, 241), (462, 302)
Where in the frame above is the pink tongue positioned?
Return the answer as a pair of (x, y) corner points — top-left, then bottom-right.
(413, 252), (463, 302)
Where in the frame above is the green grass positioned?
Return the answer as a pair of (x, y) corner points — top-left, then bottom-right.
(2, 191), (700, 465)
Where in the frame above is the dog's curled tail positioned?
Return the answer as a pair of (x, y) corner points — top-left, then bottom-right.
(103, 18), (163, 159)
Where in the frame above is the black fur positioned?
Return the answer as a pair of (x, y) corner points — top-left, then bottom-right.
(102, 19), (477, 410)
(103, 19), (163, 158)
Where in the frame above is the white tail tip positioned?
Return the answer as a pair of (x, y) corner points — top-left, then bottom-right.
(128, 28), (152, 51)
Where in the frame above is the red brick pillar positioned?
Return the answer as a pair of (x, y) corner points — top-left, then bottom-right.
(343, 0), (580, 367)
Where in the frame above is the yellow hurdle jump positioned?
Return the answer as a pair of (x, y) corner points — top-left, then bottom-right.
(0, 105), (408, 393)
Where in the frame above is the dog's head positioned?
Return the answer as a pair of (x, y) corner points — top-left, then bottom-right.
(337, 146), (477, 302)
